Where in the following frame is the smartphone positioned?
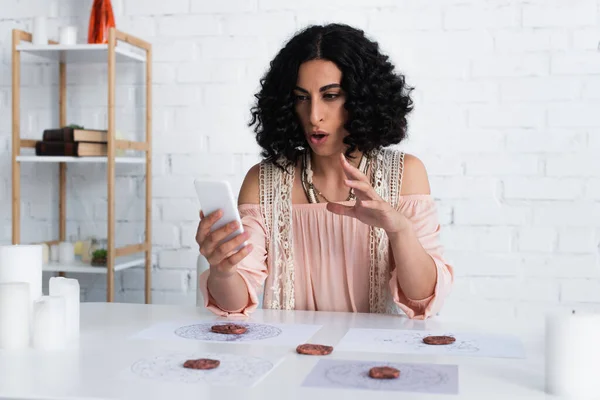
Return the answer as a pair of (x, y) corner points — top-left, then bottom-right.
(194, 179), (246, 252)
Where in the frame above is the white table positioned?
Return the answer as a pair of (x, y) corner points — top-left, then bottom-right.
(0, 303), (555, 400)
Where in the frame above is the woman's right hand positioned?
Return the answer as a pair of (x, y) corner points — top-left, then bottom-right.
(196, 210), (253, 277)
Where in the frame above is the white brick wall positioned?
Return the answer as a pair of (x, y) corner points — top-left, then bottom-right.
(1, 0), (599, 316)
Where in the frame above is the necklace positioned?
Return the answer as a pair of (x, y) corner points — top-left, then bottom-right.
(301, 151), (370, 203)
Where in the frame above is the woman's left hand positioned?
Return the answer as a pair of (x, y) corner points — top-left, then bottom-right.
(326, 153), (410, 235)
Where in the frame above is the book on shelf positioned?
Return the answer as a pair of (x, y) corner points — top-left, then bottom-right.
(35, 141), (108, 157)
(43, 127), (108, 143)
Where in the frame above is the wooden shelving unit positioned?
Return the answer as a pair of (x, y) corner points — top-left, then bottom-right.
(11, 28), (153, 303)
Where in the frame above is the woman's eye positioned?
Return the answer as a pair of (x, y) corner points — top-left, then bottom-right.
(324, 93), (340, 100)
(295, 94), (309, 102)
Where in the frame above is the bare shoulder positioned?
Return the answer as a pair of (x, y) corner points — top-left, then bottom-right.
(237, 163), (261, 205)
(400, 153), (431, 195)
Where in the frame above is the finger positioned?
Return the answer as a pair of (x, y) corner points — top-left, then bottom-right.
(195, 210), (207, 246)
(344, 179), (378, 200)
(212, 231), (250, 262)
(358, 200), (383, 209)
(340, 153), (369, 182)
(219, 243), (254, 269)
(326, 202), (356, 218)
(201, 220), (243, 256)
(198, 209), (223, 242)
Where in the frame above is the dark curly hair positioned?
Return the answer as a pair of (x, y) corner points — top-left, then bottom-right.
(248, 23), (414, 169)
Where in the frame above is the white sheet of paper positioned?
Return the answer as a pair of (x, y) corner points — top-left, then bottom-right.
(132, 320), (322, 346)
(125, 351), (282, 388)
(336, 328), (526, 359)
(302, 359), (459, 394)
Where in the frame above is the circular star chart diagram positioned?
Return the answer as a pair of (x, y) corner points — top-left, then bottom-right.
(324, 362), (452, 391)
(130, 352), (273, 386)
(174, 322), (282, 342)
(375, 332), (480, 354)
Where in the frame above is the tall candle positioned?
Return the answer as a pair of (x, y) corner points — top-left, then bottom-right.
(32, 296), (66, 351)
(0, 245), (43, 306)
(58, 242), (74, 264)
(0, 282), (31, 350)
(41, 243), (49, 264)
(32, 16), (48, 45)
(545, 311), (600, 399)
(50, 245), (59, 262)
(49, 277), (80, 341)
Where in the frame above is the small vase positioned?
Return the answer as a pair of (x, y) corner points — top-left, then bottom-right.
(87, 0), (115, 44)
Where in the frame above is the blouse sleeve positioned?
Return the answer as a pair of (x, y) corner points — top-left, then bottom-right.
(198, 204), (268, 317)
(388, 195), (454, 320)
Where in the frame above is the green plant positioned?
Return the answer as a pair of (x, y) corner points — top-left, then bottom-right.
(64, 123), (85, 129)
(92, 248), (107, 259)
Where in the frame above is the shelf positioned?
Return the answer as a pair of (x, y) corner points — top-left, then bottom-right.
(16, 155), (146, 164)
(43, 255), (146, 274)
(12, 28), (153, 303)
(16, 43), (146, 64)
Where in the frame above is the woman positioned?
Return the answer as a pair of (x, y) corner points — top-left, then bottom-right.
(196, 23), (454, 320)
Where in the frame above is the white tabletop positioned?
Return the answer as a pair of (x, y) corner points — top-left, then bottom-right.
(0, 303), (556, 400)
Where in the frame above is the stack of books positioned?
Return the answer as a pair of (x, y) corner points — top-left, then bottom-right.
(35, 127), (108, 157)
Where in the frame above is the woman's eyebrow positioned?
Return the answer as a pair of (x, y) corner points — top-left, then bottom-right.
(294, 83), (341, 93)
(319, 83), (341, 92)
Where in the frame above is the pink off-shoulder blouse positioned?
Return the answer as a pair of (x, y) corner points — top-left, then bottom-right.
(199, 194), (454, 320)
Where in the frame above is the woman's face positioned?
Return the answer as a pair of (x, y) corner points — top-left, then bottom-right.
(294, 59), (348, 157)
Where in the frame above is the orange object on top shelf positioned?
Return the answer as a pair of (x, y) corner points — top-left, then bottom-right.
(87, 0), (115, 44)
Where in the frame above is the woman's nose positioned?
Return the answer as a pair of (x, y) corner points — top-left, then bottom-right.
(309, 99), (324, 125)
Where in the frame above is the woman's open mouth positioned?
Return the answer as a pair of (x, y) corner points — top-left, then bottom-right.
(309, 131), (329, 145)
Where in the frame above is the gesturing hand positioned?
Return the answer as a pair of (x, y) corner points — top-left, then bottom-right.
(326, 153), (410, 235)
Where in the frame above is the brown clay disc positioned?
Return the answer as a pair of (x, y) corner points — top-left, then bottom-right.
(296, 343), (334, 356)
(210, 324), (247, 335)
(422, 335), (456, 345)
(368, 366), (400, 379)
(183, 358), (220, 370)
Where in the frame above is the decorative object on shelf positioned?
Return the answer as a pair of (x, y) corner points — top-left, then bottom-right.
(87, 0), (115, 44)
(70, 234), (83, 258)
(32, 296), (66, 350)
(73, 241), (82, 257)
(36, 142), (108, 157)
(41, 243), (49, 264)
(49, 277), (80, 342)
(36, 125), (109, 157)
(59, 26), (78, 45)
(80, 238), (94, 264)
(58, 242), (75, 263)
(0, 282), (31, 350)
(50, 244), (59, 262)
(44, 126), (107, 143)
(91, 249), (107, 266)
(32, 16), (48, 45)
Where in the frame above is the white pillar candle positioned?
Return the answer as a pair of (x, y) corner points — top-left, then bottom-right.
(58, 242), (74, 264)
(32, 296), (66, 351)
(0, 282), (31, 350)
(41, 243), (49, 264)
(49, 277), (80, 341)
(32, 16), (48, 45)
(59, 26), (78, 45)
(545, 311), (600, 399)
(0, 245), (43, 306)
(50, 245), (59, 262)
